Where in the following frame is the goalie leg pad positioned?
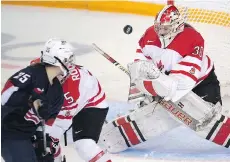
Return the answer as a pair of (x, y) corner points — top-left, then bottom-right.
(159, 91), (229, 148)
(98, 103), (179, 153)
(197, 114), (230, 148)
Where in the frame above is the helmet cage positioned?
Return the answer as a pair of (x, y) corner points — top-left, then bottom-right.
(154, 5), (184, 39)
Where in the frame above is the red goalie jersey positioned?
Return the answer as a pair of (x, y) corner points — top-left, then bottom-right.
(133, 5), (223, 105)
(134, 6), (225, 103)
(135, 24), (213, 86)
(131, 5), (228, 149)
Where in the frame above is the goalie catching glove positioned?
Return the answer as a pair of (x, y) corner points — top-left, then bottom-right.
(128, 60), (179, 102)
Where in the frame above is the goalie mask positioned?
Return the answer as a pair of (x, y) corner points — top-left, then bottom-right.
(154, 5), (184, 48)
(41, 38), (75, 77)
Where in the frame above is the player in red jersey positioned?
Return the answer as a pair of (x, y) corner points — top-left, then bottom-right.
(99, 5), (229, 153)
(31, 56), (112, 161)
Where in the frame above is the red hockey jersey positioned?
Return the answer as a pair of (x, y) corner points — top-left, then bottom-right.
(135, 25), (213, 88)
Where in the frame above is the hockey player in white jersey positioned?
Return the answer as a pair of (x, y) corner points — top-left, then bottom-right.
(98, 5), (229, 153)
(30, 55), (112, 161)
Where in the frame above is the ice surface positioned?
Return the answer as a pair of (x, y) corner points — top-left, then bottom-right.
(1, 5), (230, 162)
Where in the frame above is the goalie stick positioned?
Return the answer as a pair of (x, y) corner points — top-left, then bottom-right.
(92, 43), (200, 131)
(92, 43), (145, 100)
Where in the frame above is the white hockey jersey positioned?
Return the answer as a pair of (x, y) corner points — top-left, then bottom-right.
(135, 24), (214, 91)
(45, 65), (108, 139)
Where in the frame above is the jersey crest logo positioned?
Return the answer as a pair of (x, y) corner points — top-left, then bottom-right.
(65, 110), (71, 117)
(189, 67), (196, 74)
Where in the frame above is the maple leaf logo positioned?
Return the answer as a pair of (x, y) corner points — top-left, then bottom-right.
(156, 60), (164, 71)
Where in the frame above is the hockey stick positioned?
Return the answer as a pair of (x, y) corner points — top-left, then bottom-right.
(92, 43), (131, 77)
(33, 102), (67, 162)
(92, 43), (144, 100)
(92, 43), (200, 131)
(32, 100), (48, 156)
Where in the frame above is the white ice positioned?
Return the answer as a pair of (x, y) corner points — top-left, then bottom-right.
(1, 5), (230, 162)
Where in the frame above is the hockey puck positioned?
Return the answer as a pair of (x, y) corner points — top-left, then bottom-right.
(123, 25), (133, 34)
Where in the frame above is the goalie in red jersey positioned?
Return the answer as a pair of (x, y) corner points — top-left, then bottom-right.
(99, 5), (229, 153)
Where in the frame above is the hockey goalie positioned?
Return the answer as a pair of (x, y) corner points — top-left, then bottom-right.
(98, 5), (230, 153)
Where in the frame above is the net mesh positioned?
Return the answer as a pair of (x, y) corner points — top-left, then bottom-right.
(179, 7), (230, 27)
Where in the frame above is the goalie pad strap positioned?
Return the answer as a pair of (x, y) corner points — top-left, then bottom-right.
(113, 115), (146, 147)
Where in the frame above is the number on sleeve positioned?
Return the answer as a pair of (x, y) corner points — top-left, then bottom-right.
(192, 46), (204, 58)
(13, 72), (31, 83)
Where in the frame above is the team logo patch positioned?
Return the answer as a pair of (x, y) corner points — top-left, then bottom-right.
(65, 110), (71, 117)
(189, 67), (196, 74)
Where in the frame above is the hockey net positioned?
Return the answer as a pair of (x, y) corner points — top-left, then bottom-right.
(169, 0), (230, 97)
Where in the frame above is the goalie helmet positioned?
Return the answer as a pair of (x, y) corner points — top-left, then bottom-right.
(41, 38), (74, 76)
(154, 5), (184, 47)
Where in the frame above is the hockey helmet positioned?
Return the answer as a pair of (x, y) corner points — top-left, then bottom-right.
(154, 5), (184, 42)
(41, 38), (74, 76)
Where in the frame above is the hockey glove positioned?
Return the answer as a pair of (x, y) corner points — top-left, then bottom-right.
(32, 131), (61, 162)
